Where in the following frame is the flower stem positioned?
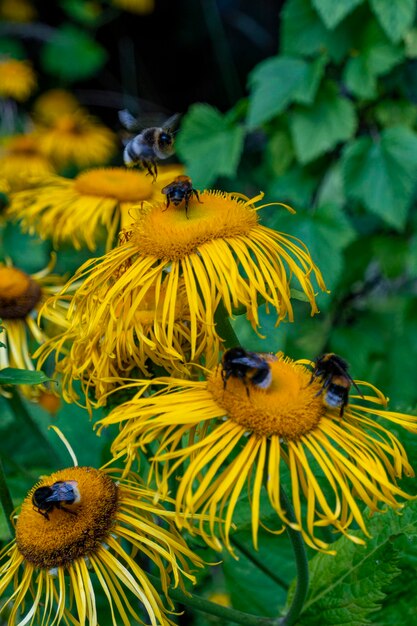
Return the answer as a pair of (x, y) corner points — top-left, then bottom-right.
(231, 535), (289, 590)
(0, 456), (15, 537)
(278, 486), (309, 626)
(148, 573), (278, 626)
(6, 390), (61, 465)
(214, 301), (240, 349)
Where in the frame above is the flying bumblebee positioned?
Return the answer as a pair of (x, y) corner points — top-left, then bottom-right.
(118, 109), (180, 180)
(32, 480), (80, 520)
(221, 347), (277, 395)
(161, 175), (202, 218)
(310, 352), (363, 416)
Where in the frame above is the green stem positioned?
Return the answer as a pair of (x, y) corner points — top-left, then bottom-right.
(278, 487), (309, 626)
(148, 573), (278, 626)
(231, 535), (289, 591)
(0, 456), (15, 537)
(6, 390), (61, 465)
(214, 301), (240, 349)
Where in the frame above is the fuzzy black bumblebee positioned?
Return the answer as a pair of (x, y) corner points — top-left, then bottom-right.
(221, 347), (276, 395)
(161, 175), (202, 218)
(118, 110), (180, 180)
(32, 480), (80, 520)
(310, 353), (362, 416)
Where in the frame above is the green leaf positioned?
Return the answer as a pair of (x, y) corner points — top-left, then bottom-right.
(268, 166), (317, 207)
(41, 24), (107, 81)
(293, 54), (327, 105)
(369, 0), (416, 43)
(404, 28), (417, 57)
(223, 529), (294, 616)
(343, 22), (404, 98)
(176, 104), (244, 187)
(281, 0), (356, 62)
(247, 57), (308, 128)
(289, 82), (357, 164)
(0, 368), (51, 386)
(342, 126), (417, 229)
(298, 502), (417, 625)
(312, 0), (363, 29)
(0, 37), (25, 59)
(374, 99), (417, 127)
(61, 0), (103, 25)
(266, 129), (295, 177)
(316, 163), (346, 207)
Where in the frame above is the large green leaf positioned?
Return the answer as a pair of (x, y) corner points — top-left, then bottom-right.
(369, 0), (416, 43)
(297, 502), (417, 625)
(41, 24), (107, 81)
(342, 126), (417, 229)
(312, 0), (363, 29)
(247, 57), (308, 128)
(0, 368), (51, 386)
(176, 104), (244, 188)
(281, 0), (356, 62)
(289, 82), (357, 164)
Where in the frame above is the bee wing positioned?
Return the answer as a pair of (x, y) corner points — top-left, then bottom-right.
(45, 482), (75, 502)
(163, 113), (182, 132)
(118, 109), (142, 132)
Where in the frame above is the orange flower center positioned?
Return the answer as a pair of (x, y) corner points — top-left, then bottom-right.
(130, 191), (259, 261)
(16, 467), (118, 568)
(74, 167), (153, 202)
(208, 356), (325, 439)
(0, 267), (41, 318)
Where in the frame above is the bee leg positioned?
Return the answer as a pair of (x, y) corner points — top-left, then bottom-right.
(162, 196), (170, 212)
(193, 189), (203, 204)
(58, 504), (77, 516)
(151, 161), (158, 181)
(184, 197), (190, 219)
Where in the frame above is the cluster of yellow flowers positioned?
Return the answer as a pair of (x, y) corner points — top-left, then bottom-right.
(1, 80), (417, 626)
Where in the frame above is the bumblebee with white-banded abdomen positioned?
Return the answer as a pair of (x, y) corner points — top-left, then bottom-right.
(118, 109), (180, 180)
(32, 480), (80, 520)
(310, 352), (363, 416)
(221, 347), (277, 396)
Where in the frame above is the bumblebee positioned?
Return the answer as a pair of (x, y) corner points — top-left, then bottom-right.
(32, 480), (80, 520)
(118, 109), (180, 179)
(161, 175), (202, 218)
(310, 353), (362, 416)
(221, 347), (276, 395)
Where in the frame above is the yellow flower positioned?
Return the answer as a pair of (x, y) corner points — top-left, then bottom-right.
(0, 0), (36, 21)
(98, 352), (417, 554)
(7, 167), (156, 251)
(0, 58), (36, 101)
(0, 259), (69, 398)
(36, 109), (117, 168)
(34, 190), (325, 405)
(36, 276), (221, 406)
(0, 463), (204, 626)
(112, 0), (154, 14)
(0, 134), (55, 191)
(33, 88), (80, 123)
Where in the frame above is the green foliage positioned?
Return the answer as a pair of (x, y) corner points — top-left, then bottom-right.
(311, 0), (364, 29)
(0, 368), (51, 386)
(342, 127), (417, 229)
(176, 104), (245, 187)
(40, 24), (107, 81)
(369, 0), (416, 43)
(298, 501), (417, 625)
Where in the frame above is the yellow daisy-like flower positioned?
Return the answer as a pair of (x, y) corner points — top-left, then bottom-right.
(0, 58), (36, 101)
(36, 109), (117, 168)
(0, 463), (204, 626)
(112, 0), (154, 14)
(7, 164), (184, 251)
(0, 134), (55, 191)
(0, 259), (69, 397)
(36, 277), (221, 405)
(33, 88), (80, 123)
(98, 352), (417, 554)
